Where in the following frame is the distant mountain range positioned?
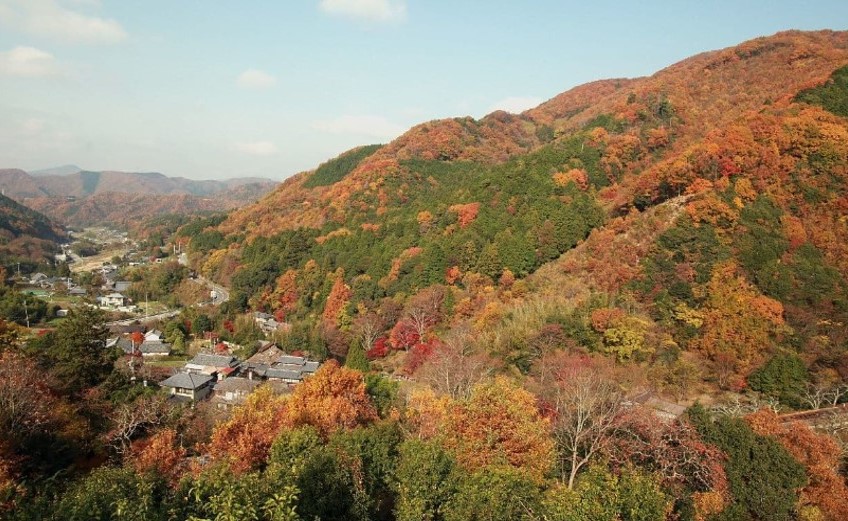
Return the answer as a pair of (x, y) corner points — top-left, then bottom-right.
(28, 164), (84, 177)
(2, 167), (276, 198)
(0, 168), (278, 228)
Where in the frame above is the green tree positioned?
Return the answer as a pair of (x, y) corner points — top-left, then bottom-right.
(748, 352), (808, 407)
(39, 307), (115, 395)
(330, 422), (403, 521)
(394, 439), (459, 521)
(443, 466), (541, 521)
(541, 466), (669, 521)
(365, 374), (399, 418)
(688, 404), (807, 520)
(192, 314), (213, 335)
(57, 466), (169, 521)
(345, 341), (370, 372)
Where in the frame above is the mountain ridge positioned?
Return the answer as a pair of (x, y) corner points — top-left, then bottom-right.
(0, 168), (279, 228)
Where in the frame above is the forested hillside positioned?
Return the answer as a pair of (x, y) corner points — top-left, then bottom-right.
(0, 193), (65, 269)
(192, 30), (848, 387)
(5, 30), (848, 521)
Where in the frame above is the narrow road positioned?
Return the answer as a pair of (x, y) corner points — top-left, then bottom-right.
(106, 254), (230, 327)
(196, 275), (230, 305)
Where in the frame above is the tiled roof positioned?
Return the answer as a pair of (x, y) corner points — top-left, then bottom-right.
(139, 340), (171, 354)
(160, 372), (213, 390)
(214, 377), (261, 393)
(188, 353), (238, 367)
(266, 368), (302, 381)
(278, 355), (306, 366)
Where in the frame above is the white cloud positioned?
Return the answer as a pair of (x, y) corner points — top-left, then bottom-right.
(313, 114), (405, 139)
(233, 141), (278, 156)
(0, 46), (59, 77)
(237, 69), (276, 90)
(319, 0), (406, 23)
(0, 0), (127, 44)
(487, 96), (543, 114)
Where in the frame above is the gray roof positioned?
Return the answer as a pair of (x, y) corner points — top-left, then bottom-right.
(160, 372), (213, 390)
(278, 355), (306, 366)
(266, 368), (302, 381)
(115, 281), (132, 292)
(107, 337), (135, 354)
(188, 353), (238, 367)
(139, 340), (171, 354)
(302, 361), (320, 373)
(246, 344), (284, 366)
(214, 377), (261, 393)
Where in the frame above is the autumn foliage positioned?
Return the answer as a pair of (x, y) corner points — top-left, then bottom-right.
(285, 360), (378, 438)
(746, 409), (848, 520)
(131, 428), (186, 483)
(410, 377), (554, 481)
(207, 385), (288, 474)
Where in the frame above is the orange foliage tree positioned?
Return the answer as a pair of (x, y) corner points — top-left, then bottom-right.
(417, 377), (554, 481)
(448, 202), (481, 228)
(696, 261), (788, 381)
(269, 269), (299, 319)
(322, 270), (351, 326)
(131, 428), (186, 484)
(207, 385), (288, 474)
(285, 360), (377, 438)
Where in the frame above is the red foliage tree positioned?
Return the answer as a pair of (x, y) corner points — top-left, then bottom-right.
(366, 336), (390, 360)
(388, 319), (420, 351)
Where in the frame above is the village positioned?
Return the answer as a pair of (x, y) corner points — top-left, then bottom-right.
(12, 226), (320, 410)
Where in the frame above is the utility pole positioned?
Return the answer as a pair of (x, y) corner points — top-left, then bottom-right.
(23, 299), (30, 328)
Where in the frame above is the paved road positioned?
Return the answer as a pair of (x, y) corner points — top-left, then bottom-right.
(195, 275), (230, 305)
(107, 309), (180, 327)
(106, 261), (230, 327)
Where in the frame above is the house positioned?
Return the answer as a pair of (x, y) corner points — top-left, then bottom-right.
(244, 342), (284, 366)
(625, 390), (687, 421)
(145, 329), (164, 342)
(242, 351), (321, 385)
(160, 372), (214, 401)
(29, 273), (48, 285)
(139, 340), (171, 357)
(68, 287), (87, 297)
(107, 336), (135, 355)
(252, 311), (290, 335)
(184, 353), (239, 379)
(99, 292), (126, 307)
(114, 281), (132, 292)
(210, 377), (261, 409)
(266, 368), (304, 384)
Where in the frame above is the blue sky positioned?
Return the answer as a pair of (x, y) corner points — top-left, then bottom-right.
(0, 1), (846, 180)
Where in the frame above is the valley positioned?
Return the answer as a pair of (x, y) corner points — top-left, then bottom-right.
(1, 23), (847, 521)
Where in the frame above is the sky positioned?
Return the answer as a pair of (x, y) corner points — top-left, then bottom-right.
(0, 1), (846, 181)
